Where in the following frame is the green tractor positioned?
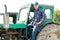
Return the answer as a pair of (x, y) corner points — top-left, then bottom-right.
(0, 4), (60, 40)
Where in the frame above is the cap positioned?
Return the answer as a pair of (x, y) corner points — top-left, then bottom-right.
(35, 2), (39, 5)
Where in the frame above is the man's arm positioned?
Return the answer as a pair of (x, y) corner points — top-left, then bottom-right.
(36, 21), (42, 25)
(41, 9), (46, 21)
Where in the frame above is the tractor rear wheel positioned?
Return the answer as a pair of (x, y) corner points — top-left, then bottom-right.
(37, 24), (60, 40)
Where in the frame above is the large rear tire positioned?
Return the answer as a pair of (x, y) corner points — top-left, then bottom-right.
(37, 24), (60, 40)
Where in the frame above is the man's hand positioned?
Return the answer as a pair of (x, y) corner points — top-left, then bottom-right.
(28, 21), (33, 25)
(36, 21), (42, 25)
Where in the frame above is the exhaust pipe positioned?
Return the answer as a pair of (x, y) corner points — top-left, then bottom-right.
(4, 4), (9, 30)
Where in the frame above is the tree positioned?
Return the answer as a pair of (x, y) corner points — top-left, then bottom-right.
(54, 9), (60, 24)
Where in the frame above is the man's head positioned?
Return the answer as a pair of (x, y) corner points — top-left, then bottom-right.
(34, 2), (39, 10)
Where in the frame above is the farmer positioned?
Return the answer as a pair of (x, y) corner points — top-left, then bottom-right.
(28, 2), (46, 40)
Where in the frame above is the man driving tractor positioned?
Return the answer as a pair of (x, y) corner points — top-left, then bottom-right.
(28, 2), (46, 40)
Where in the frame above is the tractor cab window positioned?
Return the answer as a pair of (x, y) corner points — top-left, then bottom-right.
(45, 9), (52, 19)
(29, 12), (34, 19)
(17, 7), (29, 24)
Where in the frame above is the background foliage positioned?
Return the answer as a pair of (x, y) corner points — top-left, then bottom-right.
(54, 9), (60, 24)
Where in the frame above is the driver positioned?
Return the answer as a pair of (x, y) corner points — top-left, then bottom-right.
(28, 2), (46, 40)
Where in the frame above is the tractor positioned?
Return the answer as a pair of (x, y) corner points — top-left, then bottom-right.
(0, 4), (60, 40)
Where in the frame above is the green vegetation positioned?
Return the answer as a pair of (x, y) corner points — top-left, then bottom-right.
(54, 9), (60, 24)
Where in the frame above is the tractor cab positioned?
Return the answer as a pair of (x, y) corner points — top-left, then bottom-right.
(19, 4), (54, 25)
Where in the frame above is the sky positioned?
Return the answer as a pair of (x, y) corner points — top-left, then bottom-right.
(0, 0), (60, 13)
